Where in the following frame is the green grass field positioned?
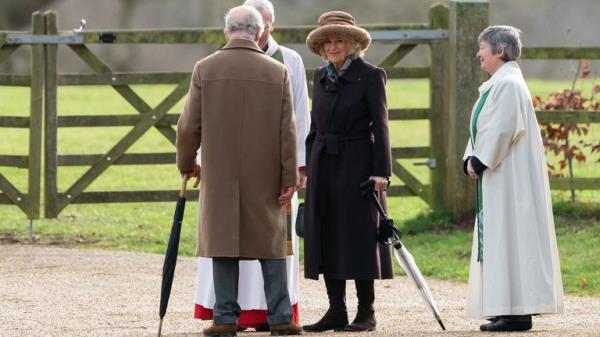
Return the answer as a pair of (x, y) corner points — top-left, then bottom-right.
(1, 79), (598, 296)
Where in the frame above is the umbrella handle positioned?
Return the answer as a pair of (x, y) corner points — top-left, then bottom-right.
(180, 176), (189, 198)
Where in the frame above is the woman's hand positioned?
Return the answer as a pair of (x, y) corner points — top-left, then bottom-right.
(467, 159), (479, 180)
(369, 176), (389, 192)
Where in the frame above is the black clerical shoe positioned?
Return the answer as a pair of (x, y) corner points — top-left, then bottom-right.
(480, 315), (532, 332)
(254, 323), (270, 332)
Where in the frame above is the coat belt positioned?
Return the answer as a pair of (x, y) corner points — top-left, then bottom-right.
(315, 131), (370, 155)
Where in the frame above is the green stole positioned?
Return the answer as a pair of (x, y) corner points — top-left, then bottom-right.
(271, 47), (284, 64)
(471, 88), (491, 262)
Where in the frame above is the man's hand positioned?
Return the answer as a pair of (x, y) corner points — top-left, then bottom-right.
(297, 167), (307, 190)
(467, 159), (479, 180)
(278, 186), (296, 205)
(181, 165), (201, 187)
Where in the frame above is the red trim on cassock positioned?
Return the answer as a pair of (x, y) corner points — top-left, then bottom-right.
(194, 303), (299, 327)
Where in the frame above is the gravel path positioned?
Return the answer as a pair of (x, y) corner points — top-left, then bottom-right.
(1, 244), (599, 337)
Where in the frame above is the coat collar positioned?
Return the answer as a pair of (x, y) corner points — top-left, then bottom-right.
(318, 57), (365, 83)
(479, 61), (522, 93)
(221, 38), (265, 54)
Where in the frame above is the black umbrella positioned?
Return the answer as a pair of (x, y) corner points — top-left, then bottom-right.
(360, 180), (446, 331)
(157, 176), (190, 337)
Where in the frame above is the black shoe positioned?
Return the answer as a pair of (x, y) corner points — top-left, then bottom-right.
(254, 323), (270, 332)
(302, 307), (348, 332)
(343, 308), (376, 332)
(481, 315), (532, 332)
(479, 317), (498, 331)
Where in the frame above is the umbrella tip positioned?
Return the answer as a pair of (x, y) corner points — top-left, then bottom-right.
(158, 318), (163, 337)
(438, 319), (446, 330)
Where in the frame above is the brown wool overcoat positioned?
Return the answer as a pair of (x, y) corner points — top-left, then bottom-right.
(176, 39), (298, 259)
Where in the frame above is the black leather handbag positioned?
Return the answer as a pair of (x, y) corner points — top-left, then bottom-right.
(295, 203), (304, 238)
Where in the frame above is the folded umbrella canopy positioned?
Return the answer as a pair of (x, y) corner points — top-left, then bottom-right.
(157, 176), (190, 337)
(360, 180), (446, 331)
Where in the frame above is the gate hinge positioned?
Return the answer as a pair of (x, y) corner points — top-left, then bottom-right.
(99, 32), (117, 43)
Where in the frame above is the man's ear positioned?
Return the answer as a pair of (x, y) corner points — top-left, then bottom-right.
(224, 30), (230, 42)
(254, 29), (261, 42)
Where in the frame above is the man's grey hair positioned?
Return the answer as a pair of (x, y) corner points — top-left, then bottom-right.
(224, 5), (264, 39)
(478, 25), (522, 62)
(243, 0), (275, 22)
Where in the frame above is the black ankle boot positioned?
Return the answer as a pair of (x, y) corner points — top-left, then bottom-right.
(302, 306), (348, 332)
(343, 279), (376, 332)
(303, 279), (348, 332)
(344, 307), (376, 332)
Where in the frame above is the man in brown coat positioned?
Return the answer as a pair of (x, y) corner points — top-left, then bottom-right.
(176, 5), (301, 337)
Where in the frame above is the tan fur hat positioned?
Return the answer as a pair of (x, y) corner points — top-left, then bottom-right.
(306, 11), (371, 56)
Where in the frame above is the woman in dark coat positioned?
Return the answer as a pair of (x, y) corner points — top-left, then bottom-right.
(302, 10), (393, 333)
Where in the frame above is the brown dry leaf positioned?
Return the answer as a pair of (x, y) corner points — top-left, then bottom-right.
(581, 59), (591, 79)
(579, 276), (588, 289)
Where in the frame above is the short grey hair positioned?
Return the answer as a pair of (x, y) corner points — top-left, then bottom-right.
(478, 25), (522, 62)
(243, 0), (275, 22)
(224, 5), (264, 39)
(318, 38), (365, 62)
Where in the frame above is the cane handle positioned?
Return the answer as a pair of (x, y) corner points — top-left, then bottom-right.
(180, 176), (189, 197)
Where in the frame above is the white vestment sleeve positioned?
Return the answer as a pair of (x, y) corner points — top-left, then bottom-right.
(463, 138), (474, 160)
(289, 53), (310, 167)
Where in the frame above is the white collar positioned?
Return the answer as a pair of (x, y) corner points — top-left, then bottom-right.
(265, 36), (279, 57)
(479, 61), (522, 93)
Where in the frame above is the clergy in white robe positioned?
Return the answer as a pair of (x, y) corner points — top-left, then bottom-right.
(193, 2), (310, 329)
(463, 25), (564, 332)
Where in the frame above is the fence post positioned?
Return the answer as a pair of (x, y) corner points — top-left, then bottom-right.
(44, 11), (58, 218)
(447, 0), (489, 222)
(428, 3), (449, 212)
(28, 12), (44, 220)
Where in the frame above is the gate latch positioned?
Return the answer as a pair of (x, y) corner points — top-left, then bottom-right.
(413, 158), (437, 169)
